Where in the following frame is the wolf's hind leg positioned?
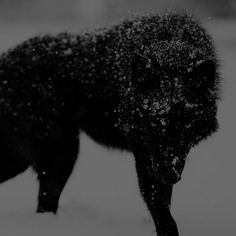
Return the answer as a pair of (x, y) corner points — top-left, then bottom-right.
(36, 127), (80, 214)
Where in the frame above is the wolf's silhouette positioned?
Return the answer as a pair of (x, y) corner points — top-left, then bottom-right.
(0, 12), (220, 236)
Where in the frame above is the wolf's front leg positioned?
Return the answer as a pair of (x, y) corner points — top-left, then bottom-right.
(133, 148), (179, 236)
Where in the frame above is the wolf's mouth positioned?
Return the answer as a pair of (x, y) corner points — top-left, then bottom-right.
(159, 164), (183, 185)
(150, 153), (185, 185)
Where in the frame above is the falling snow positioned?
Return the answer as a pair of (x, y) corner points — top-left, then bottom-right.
(0, 12), (220, 183)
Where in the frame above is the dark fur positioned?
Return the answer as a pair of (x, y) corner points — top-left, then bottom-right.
(0, 12), (220, 235)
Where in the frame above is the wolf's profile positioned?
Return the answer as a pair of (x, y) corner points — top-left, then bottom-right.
(0, 12), (220, 236)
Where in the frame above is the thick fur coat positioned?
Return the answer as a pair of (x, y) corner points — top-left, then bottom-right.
(0, 12), (220, 236)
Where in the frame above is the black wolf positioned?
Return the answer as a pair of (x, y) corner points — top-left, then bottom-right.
(0, 12), (220, 236)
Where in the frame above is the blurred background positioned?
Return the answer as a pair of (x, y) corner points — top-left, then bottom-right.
(0, 0), (235, 24)
(0, 1), (235, 236)
(0, 0), (236, 47)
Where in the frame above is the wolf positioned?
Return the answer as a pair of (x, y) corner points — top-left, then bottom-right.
(0, 12), (220, 236)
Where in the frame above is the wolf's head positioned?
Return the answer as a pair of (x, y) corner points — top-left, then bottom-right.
(117, 41), (219, 184)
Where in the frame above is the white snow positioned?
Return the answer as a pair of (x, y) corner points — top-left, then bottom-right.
(0, 135), (154, 236)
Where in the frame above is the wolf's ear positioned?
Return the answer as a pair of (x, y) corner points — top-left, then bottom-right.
(191, 59), (216, 89)
(131, 54), (160, 88)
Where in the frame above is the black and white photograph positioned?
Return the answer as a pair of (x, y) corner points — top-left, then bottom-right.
(0, 0), (235, 235)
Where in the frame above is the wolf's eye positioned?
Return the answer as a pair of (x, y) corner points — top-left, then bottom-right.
(185, 123), (191, 129)
(185, 60), (216, 100)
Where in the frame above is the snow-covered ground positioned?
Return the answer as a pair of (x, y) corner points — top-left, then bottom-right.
(0, 19), (235, 236)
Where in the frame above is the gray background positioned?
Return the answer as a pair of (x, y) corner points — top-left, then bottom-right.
(0, 1), (235, 236)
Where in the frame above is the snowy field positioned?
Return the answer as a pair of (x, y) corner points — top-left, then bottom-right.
(0, 19), (235, 236)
